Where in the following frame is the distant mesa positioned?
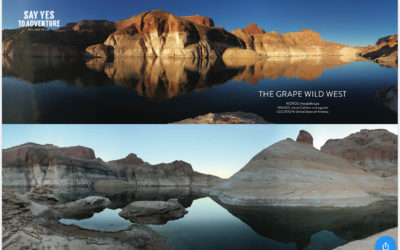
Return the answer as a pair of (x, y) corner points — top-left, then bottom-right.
(112, 153), (145, 165)
(242, 23), (265, 35)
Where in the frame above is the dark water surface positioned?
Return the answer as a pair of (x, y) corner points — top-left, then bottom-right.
(2, 56), (397, 124)
(11, 186), (397, 250)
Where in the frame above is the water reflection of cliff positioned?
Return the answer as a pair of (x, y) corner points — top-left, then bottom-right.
(52, 186), (203, 209)
(215, 199), (397, 250)
(3, 55), (358, 101)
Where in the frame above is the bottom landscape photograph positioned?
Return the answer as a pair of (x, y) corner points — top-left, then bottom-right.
(2, 124), (398, 250)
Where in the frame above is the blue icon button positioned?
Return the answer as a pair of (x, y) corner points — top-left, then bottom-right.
(376, 236), (396, 250)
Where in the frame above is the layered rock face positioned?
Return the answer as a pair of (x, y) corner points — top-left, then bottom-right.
(3, 10), (365, 61)
(108, 158), (221, 187)
(321, 129), (398, 177)
(3, 143), (221, 187)
(226, 28), (361, 58)
(360, 34), (398, 68)
(2, 143), (117, 187)
(210, 131), (395, 207)
(87, 10), (243, 59)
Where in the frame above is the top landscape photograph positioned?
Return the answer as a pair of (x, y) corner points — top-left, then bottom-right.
(2, 0), (398, 124)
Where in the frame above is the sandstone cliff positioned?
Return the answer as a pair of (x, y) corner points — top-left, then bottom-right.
(3, 10), (366, 61)
(360, 35), (398, 68)
(2, 143), (221, 187)
(321, 129), (398, 177)
(210, 131), (396, 207)
(87, 10), (243, 59)
(2, 143), (117, 187)
(225, 27), (361, 59)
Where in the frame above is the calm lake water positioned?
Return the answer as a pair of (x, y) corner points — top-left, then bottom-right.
(2, 56), (397, 124)
(12, 186), (396, 250)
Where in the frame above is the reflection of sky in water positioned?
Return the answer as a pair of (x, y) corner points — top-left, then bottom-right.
(58, 197), (355, 250)
(59, 208), (131, 232)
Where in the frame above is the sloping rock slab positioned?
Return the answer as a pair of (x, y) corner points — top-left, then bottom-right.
(119, 198), (187, 225)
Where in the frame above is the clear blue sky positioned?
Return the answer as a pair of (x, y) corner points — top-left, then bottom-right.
(2, 0), (397, 46)
(2, 125), (397, 178)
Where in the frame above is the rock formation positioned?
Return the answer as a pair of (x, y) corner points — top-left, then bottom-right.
(172, 111), (269, 124)
(242, 23), (265, 35)
(2, 143), (117, 187)
(2, 143), (221, 187)
(3, 10), (365, 61)
(296, 130), (314, 148)
(119, 199), (188, 225)
(376, 85), (397, 113)
(107, 159), (222, 187)
(227, 28), (361, 58)
(2, 187), (165, 250)
(88, 10), (243, 59)
(210, 131), (396, 207)
(110, 153), (145, 165)
(360, 35), (398, 68)
(181, 15), (215, 27)
(321, 129), (398, 177)
(25, 186), (59, 205)
(54, 196), (111, 219)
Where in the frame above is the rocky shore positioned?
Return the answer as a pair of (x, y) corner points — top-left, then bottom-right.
(2, 10), (397, 67)
(2, 187), (165, 250)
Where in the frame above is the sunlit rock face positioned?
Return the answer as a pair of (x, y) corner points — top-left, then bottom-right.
(3, 10), (369, 64)
(227, 28), (362, 58)
(101, 10), (243, 58)
(359, 34), (398, 68)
